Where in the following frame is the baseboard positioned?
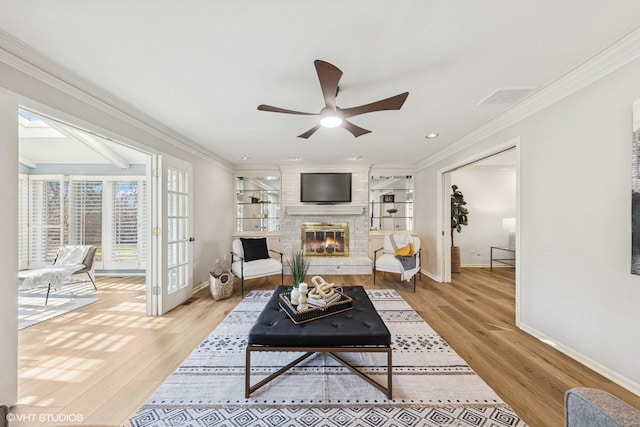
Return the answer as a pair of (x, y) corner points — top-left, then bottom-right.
(421, 268), (440, 282)
(193, 281), (209, 294)
(518, 321), (640, 396)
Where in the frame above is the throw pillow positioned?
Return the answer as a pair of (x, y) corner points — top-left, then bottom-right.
(241, 238), (270, 262)
(394, 243), (414, 256)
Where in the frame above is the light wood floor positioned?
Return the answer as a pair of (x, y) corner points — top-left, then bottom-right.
(13, 269), (640, 426)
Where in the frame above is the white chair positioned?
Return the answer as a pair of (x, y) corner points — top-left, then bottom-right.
(373, 234), (422, 292)
(231, 238), (283, 296)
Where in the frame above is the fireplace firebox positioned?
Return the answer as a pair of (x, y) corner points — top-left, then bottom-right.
(301, 222), (349, 257)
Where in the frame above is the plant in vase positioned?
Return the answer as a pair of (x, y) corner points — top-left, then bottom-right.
(288, 246), (310, 305)
(450, 184), (469, 273)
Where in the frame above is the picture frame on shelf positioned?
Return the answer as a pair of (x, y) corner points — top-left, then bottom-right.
(383, 194), (395, 203)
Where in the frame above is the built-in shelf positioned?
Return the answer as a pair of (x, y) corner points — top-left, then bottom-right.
(285, 205), (366, 216)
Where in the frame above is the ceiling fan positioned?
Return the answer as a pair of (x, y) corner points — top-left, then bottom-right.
(258, 59), (409, 138)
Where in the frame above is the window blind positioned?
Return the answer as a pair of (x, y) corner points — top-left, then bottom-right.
(22, 176), (146, 271)
(68, 180), (103, 261)
(28, 176), (64, 266)
(110, 180), (140, 265)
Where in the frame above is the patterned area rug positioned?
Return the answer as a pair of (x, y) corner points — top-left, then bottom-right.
(18, 281), (97, 330)
(130, 289), (526, 426)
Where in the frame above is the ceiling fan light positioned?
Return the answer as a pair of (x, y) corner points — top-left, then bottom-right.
(320, 115), (342, 128)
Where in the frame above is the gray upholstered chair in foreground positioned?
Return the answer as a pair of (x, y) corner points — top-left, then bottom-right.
(565, 387), (640, 426)
(231, 238), (283, 297)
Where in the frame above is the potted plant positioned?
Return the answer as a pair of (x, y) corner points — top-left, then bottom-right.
(288, 246), (310, 305)
(450, 184), (469, 273)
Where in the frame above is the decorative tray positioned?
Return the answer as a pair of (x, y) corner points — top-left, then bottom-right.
(279, 291), (353, 324)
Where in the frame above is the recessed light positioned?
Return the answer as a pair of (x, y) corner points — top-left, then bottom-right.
(241, 156), (251, 160)
(287, 156), (300, 161)
(351, 156), (363, 160)
(425, 133), (439, 139)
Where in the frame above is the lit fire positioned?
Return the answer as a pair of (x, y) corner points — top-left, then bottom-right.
(303, 230), (347, 256)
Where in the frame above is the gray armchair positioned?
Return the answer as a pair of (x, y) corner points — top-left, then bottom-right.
(44, 245), (97, 305)
(565, 387), (640, 426)
(19, 245), (98, 305)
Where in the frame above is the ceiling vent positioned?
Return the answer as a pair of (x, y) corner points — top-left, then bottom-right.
(477, 87), (536, 105)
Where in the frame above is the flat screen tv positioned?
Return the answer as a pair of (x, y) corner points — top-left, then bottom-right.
(300, 173), (352, 204)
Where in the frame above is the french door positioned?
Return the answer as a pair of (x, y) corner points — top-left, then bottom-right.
(154, 155), (193, 314)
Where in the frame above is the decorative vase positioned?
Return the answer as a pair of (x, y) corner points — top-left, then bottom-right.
(297, 283), (309, 310)
(290, 286), (300, 305)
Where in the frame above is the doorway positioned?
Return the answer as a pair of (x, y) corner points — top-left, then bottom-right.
(17, 108), (194, 317)
(439, 142), (519, 283)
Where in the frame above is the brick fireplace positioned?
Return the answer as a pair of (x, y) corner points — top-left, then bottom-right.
(279, 167), (372, 275)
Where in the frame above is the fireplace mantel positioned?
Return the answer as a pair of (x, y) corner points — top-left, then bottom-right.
(285, 205), (366, 216)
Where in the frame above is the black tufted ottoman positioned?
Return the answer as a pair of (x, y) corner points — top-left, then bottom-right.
(245, 285), (392, 398)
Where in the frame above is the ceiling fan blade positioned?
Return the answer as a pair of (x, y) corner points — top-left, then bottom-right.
(258, 104), (316, 115)
(341, 92), (409, 118)
(341, 120), (372, 138)
(314, 60), (343, 109)
(297, 124), (322, 139)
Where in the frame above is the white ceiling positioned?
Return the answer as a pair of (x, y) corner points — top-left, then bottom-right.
(2, 1), (640, 168)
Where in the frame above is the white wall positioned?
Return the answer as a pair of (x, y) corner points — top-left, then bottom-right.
(451, 167), (516, 266)
(414, 169), (439, 278)
(415, 56), (640, 393)
(0, 88), (19, 405)
(192, 162), (234, 283)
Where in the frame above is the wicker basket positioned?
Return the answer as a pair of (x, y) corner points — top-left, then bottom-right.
(279, 290), (353, 324)
(209, 271), (233, 301)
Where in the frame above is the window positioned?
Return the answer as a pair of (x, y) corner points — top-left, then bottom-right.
(107, 180), (146, 269)
(28, 176), (65, 267)
(167, 168), (188, 293)
(69, 179), (103, 260)
(22, 176), (146, 271)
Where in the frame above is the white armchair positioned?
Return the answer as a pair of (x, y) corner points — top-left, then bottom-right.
(231, 238), (283, 297)
(373, 233), (422, 292)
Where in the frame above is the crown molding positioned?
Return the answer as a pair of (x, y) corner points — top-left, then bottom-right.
(0, 29), (234, 172)
(416, 26), (640, 171)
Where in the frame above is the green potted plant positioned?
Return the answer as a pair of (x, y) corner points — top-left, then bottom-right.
(451, 184), (469, 273)
(288, 246), (310, 305)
